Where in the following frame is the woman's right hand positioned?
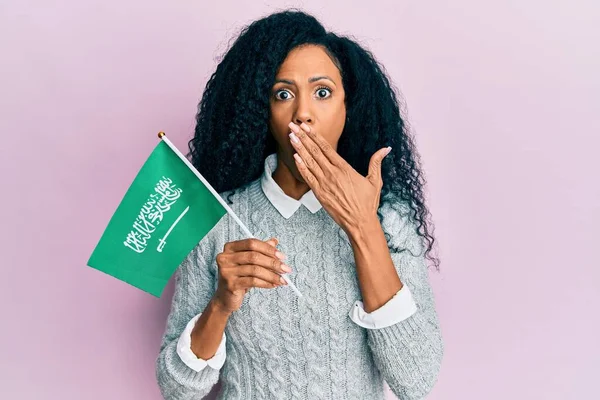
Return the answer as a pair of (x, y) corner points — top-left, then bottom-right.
(212, 237), (292, 314)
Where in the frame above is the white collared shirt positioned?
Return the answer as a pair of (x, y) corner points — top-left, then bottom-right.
(177, 153), (418, 372)
(260, 153), (322, 218)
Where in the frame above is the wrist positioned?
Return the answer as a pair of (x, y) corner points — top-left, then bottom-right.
(209, 296), (234, 318)
(347, 217), (383, 246)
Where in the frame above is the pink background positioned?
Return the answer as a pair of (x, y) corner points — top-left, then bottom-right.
(1, 1), (598, 399)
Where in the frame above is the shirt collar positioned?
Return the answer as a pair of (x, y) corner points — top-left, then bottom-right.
(260, 153), (322, 219)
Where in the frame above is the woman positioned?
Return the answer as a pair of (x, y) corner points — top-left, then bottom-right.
(156, 9), (444, 400)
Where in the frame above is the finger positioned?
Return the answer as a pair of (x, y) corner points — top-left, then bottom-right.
(237, 276), (286, 290)
(232, 251), (291, 274)
(290, 122), (335, 174)
(292, 152), (320, 191)
(289, 124), (325, 182)
(224, 238), (285, 261)
(236, 264), (288, 286)
(298, 122), (347, 169)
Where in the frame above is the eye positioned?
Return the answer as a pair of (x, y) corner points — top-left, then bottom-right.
(274, 89), (294, 101)
(315, 85), (332, 99)
(272, 86), (333, 101)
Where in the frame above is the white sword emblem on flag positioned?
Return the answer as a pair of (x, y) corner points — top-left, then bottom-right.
(157, 206), (190, 252)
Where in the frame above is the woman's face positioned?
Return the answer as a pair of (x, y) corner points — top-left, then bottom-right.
(269, 44), (346, 182)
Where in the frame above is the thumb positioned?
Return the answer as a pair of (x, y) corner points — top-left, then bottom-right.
(367, 146), (391, 186)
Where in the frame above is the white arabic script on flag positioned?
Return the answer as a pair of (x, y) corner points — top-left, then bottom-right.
(123, 176), (182, 253)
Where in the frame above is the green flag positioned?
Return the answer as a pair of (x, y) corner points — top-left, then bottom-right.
(87, 137), (227, 297)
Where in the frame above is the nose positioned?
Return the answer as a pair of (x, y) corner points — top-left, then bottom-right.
(292, 93), (313, 127)
(295, 117), (312, 125)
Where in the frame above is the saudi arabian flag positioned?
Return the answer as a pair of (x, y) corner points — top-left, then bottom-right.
(87, 133), (227, 297)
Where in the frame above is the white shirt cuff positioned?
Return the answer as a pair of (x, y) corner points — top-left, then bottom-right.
(349, 284), (417, 329)
(176, 312), (227, 372)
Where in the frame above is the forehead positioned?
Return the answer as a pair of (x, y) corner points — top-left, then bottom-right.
(276, 45), (340, 78)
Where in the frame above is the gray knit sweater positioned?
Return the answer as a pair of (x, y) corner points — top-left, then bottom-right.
(155, 178), (444, 399)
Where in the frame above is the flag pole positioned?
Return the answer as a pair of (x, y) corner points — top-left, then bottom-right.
(157, 132), (303, 298)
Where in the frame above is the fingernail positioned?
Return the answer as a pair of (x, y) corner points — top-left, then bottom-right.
(288, 122), (300, 133)
(384, 146), (392, 156)
(280, 276), (287, 285)
(289, 132), (300, 144)
(275, 251), (286, 260)
(281, 263), (292, 273)
(300, 122), (310, 132)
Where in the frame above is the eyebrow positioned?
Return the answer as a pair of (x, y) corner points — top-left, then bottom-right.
(274, 75), (336, 86)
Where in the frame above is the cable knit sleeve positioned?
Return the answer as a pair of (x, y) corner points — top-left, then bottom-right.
(365, 201), (445, 400)
(155, 224), (223, 400)
(349, 283), (417, 329)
